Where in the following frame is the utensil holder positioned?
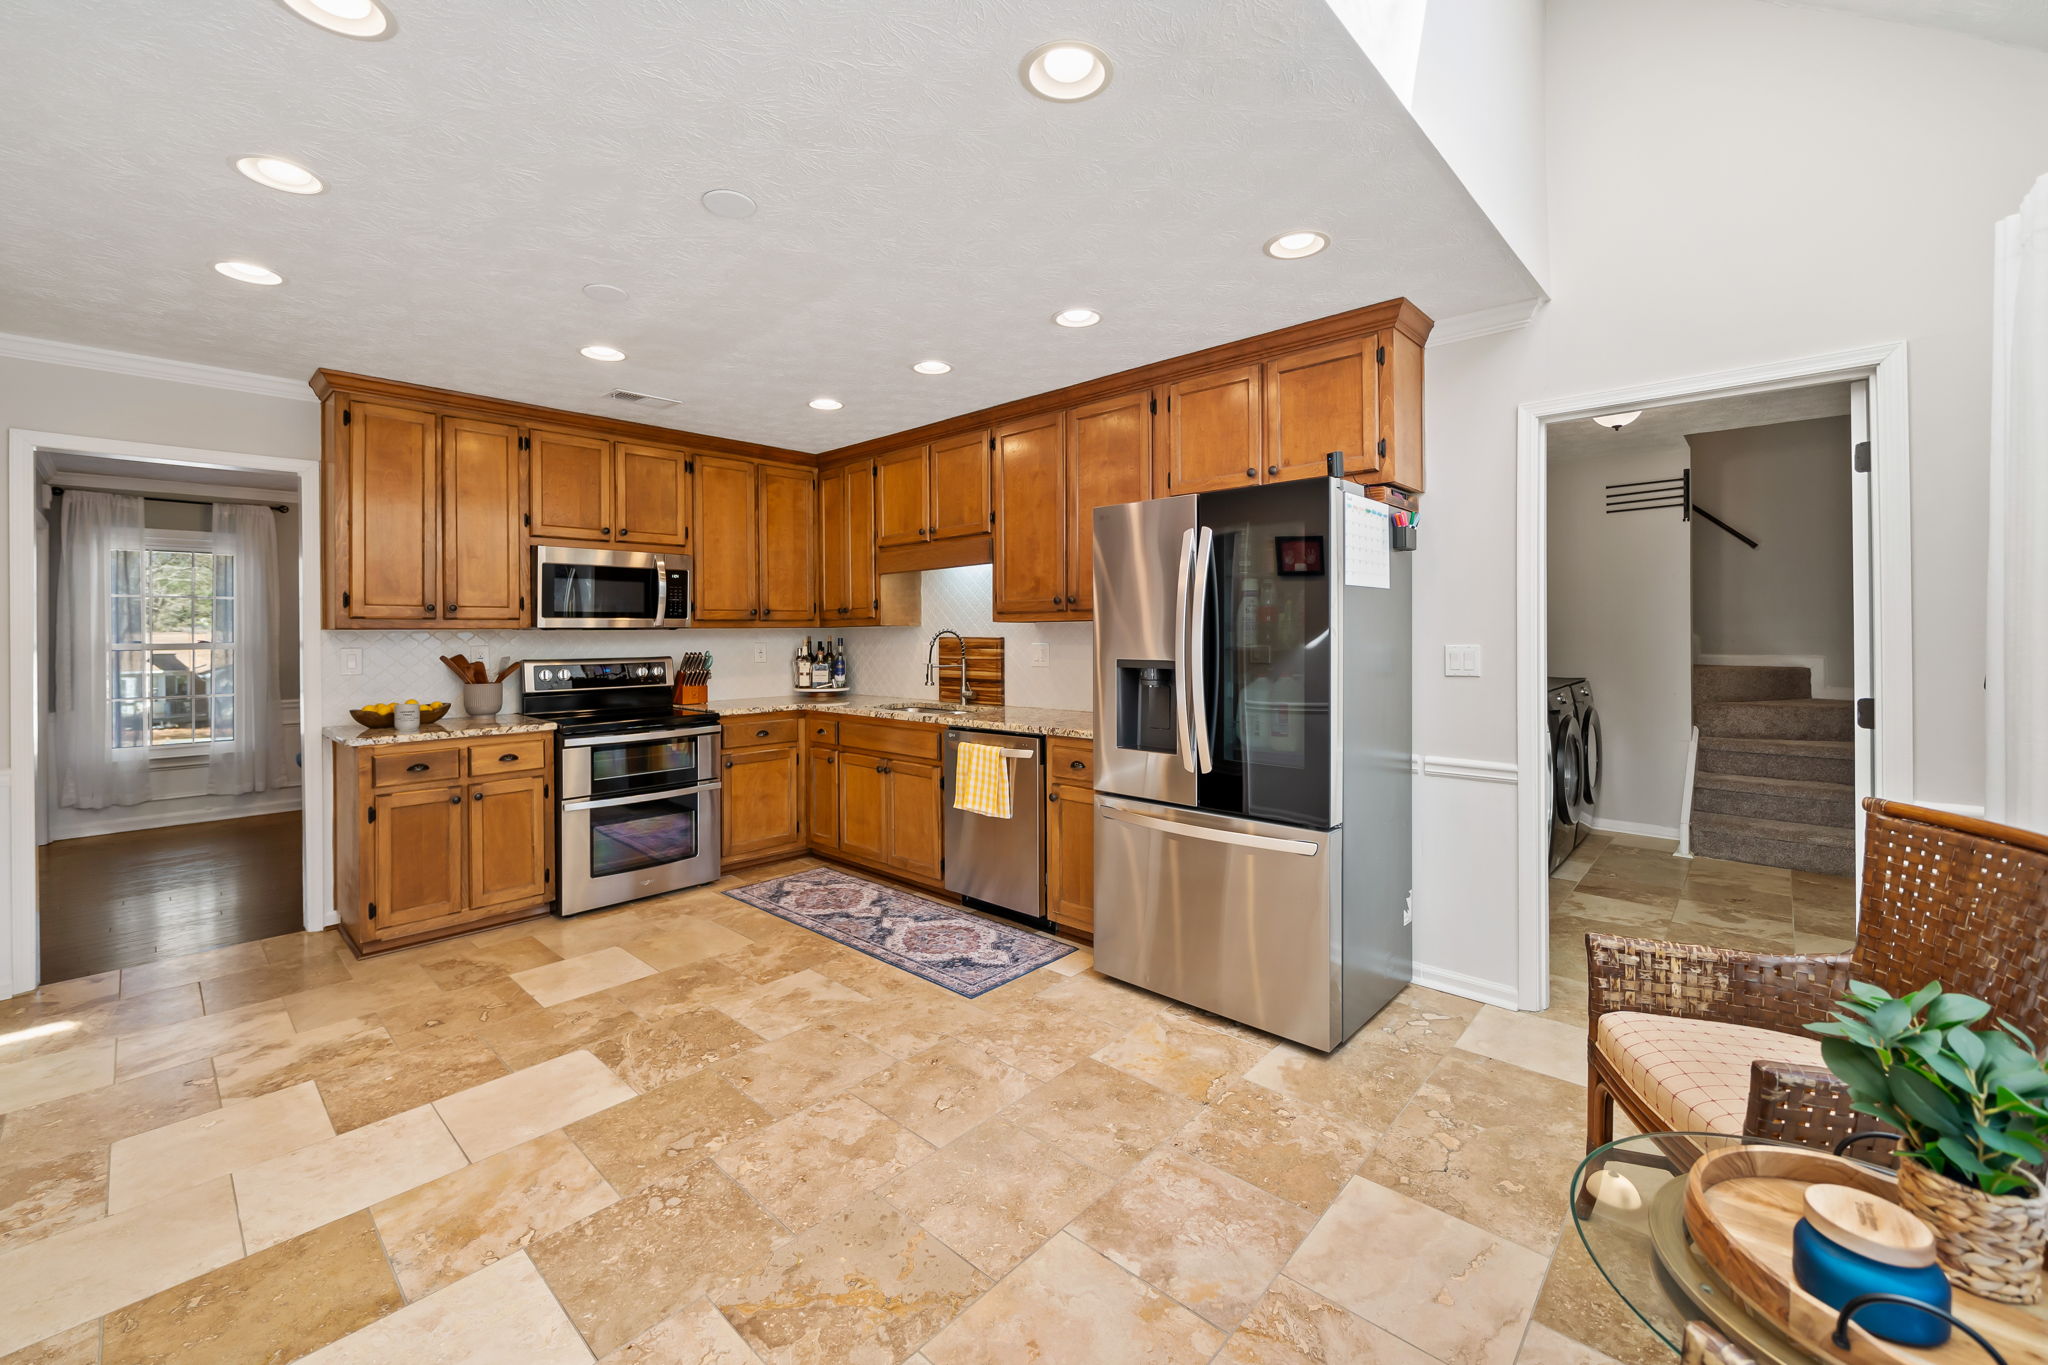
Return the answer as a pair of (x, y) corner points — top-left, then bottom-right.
(463, 682), (503, 718)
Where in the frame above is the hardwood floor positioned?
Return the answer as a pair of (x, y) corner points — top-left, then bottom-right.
(37, 811), (304, 982)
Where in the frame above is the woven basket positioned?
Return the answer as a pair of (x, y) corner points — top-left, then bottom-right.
(1896, 1154), (2047, 1304)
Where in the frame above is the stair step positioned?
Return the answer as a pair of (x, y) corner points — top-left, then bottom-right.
(1690, 810), (1855, 877)
(1694, 698), (1855, 742)
(1692, 665), (1814, 703)
(1693, 771), (1856, 827)
(1696, 736), (1855, 784)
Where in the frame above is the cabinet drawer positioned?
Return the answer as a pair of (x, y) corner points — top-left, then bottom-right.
(725, 716), (801, 749)
(370, 746), (463, 788)
(803, 717), (838, 747)
(467, 735), (548, 777)
(837, 718), (942, 761)
(1048, 737), (1094, 786)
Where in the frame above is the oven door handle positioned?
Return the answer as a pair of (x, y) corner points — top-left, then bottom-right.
(560, 725), (721, 748)
(562, 781), (721, 812)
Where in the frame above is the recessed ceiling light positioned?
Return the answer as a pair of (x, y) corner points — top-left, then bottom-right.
(701, 189), (758, 219)
(276, 0), (393, 39)
(1053, 308), (1101, 328)
(1264, 230), (1329, 260)
(808, 398), (843, 411)
(232, 156), (323, 195)
(213, 261), (283, 286)
(1021, 41), (1112, 101)
(582, 283), (628, 304)
(912, 360), (952, 375)
(580, 345), (626, 362)
(1593, 410), (1644, 430)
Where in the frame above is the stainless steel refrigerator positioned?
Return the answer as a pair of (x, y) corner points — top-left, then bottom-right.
(1091, 477), (1411, 1051)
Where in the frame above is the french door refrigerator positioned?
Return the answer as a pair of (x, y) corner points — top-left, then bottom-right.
(1091, 477), (1411, 1051)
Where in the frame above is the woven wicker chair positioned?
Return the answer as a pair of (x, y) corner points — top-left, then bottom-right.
(1585, 798), (2048, 1159)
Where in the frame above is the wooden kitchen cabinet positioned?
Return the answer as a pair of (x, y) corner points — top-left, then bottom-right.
(1264, 335), (1378, 484)
(614, 442), (692, 549)
(835, 755), (889, 866)
(529, 428), (612, 541)
(875, 445), (928, 549)
(1045, 780), (1096, 938)
(928, 430), (991, 541)
(721, 720), (805, 863)
(1164, 363), (1263, 494)
(991, 412), (1067, 617)
(757, 463), (818, 624)
(440, 416), (526, 626)
(818, 461), (877, 625)
(692, 454), (762, 623)
(806, 744), (840, 852)
(1063, 390), (1154, 614)
(369, 785), (468, 933)
(885, 759), (944, 882)
(339, 400), (441, 623)
(467, 775), (551, 911)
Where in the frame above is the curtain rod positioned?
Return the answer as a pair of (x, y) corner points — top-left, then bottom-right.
(48, 487), (291, 514)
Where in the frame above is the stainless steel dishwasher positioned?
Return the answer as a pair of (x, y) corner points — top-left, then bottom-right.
(942, 729), (1046, 923)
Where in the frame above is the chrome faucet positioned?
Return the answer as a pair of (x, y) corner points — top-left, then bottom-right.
(924, 630), (974, 705)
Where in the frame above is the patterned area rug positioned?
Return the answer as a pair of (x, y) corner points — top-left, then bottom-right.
(725, 867), (1074, 997)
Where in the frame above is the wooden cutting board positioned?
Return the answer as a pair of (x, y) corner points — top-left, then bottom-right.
(937, 637), (1004, 705)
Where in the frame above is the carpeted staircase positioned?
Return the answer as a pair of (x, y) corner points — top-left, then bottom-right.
(1691, 665), (1856, 876)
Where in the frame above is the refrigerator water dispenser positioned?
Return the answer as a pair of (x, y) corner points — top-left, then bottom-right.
(1115, 659), (1178, 754)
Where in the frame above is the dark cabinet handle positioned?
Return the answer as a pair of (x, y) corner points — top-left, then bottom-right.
(448, 793), (461, 804)
(1268, 465), (1279, 476)
(1069, 759), (1086, 770)
(445, 603), (456, 613)
(1048, 791), (1060, 803)
(826, 754), (835, 764)
(473, 791), (484, 801)
(498, 752), (519, 762)
(1245, 467), (1257, 478)
(426, 604), (437, 615)
(755, 728), (770, 738)
(724, 759), (733, 768)
(407, 762), (430, 773)
(619, 528), (628, 536)
(602, 527), (611, 536)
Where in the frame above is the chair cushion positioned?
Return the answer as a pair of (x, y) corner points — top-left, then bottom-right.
(1595, 1011), (1826, 1135)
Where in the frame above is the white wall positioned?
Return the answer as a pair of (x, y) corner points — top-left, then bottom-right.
(1548, 447), (1692, 834)
(1413, 0), (2048, 1002)
(1689, 416), (1854, 694)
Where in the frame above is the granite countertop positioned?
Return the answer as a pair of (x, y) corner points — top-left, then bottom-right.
(713, 693), (1094, 740)
(322, 714), (557, 747)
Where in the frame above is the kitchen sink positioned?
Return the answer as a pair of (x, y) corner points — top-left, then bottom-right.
(876, 703), (979, 716)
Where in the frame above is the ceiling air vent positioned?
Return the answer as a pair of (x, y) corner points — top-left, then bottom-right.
(606, 389), (682, 409)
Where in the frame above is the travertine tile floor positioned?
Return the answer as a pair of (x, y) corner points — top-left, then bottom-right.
(0, 843), (1854, 1364)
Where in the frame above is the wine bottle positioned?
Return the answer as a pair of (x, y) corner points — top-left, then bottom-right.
(833, 638), (847, 688)
(796, 639), (812, 689)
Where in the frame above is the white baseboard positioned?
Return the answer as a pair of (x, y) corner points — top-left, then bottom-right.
(1409, 961), (1523, 1011)
(49, 790), (302, 840)
(1592, 817), (1682, 840)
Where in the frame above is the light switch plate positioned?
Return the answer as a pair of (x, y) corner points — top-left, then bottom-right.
(1030, 643), (1050, 668)
(1444, 644), (1482, 677)
(339, 648), (363, 676)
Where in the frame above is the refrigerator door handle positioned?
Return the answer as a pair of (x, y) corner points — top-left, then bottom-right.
(1099, 803), (1320, 856)
(1173, 527), (1197, 773)
(1187, 525), (1216, 774)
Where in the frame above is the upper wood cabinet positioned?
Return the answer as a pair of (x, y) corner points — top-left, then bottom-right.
(818, 460), (878, 625)
(1164, 364), (1263, 494)
(614, 443), (691, 549)
(340, 401), (441, 623)
(1265, 335), (1378, 483)
(991, 412), (1067, 617)
(875, 446), (928, 549)
(529, 428), (612, 541)
(757, 463), (818, 624)
(692, 454), (762, 623)
(874, 432), (990, 549)
(1064, 390), (1155, 615)
(440, 417), (526, 627)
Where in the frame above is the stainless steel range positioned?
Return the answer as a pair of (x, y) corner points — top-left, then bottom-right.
(519, 657), (722, 915)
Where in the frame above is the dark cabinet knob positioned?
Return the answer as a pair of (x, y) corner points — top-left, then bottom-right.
(827, 754), (835, 764)
(1069, 759), (1085, 770)
(620, 528), (629, 536)
(1245, 467), (1257, 478)
(1268, 465), (1279, 476)
(1048, 791), (1060, 803)
(755, 728), (769, 738)
(448, 793), (461, 804)
(407, 762), (430, 773)
(425, 604), (437, 615)
(498, 752), (519, 762)
(445, 603), (456, 613)
(724, 759), (733, 768)
(473, 791), (484, 801)
(602, 527), (611, 536)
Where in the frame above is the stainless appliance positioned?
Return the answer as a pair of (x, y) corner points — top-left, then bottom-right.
(1091, 477), (1411, 1051)
(942, 729), (1045, 922)
(1546, 680), (1584, 873)
(520, 657), (722, 914)
(533, 544), (692, 629)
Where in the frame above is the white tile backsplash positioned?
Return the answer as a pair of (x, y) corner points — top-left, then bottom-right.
(319, 563), (1094, 725)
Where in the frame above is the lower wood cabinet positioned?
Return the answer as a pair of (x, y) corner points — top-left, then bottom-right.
(882, 758), (943, 883)
(1045, 738), (1097, 938)
(333, 735), (555, 953)
(721, 732), (806, 863)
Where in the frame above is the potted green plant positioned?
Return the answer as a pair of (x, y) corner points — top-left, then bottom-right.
(1809, 980), (2048, 1304)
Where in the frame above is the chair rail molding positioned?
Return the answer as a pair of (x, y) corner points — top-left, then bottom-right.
(1420, 755), (1519, 784)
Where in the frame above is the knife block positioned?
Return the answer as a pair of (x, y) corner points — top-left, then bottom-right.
(674, 682), (708, 707)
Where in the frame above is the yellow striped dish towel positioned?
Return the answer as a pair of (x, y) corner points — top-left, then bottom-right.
(952, 742), (1013, 819)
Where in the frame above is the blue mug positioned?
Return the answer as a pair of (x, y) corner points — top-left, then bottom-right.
(1792, 1216), (1952, 1347)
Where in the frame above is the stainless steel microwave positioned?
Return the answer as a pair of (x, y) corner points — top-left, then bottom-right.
(533, 545), (692, 629)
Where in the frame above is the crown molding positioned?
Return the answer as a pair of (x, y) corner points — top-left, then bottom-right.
(0, 332), (314, 403)
(1425, 298), (1545, 348)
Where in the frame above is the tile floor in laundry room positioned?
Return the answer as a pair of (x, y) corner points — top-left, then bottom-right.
(0, 840), (1855, 1364)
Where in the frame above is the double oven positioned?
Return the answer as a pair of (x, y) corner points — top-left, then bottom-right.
(520, 659), (722, 915)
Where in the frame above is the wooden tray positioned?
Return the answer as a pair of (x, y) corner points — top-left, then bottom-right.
(1684, 1145), (2047, 1365)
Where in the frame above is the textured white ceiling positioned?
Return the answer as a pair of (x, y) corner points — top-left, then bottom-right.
(0, 0), (1539, 454)
(1769, 0), (2048, 52)
(1547, 384), (1852, 462)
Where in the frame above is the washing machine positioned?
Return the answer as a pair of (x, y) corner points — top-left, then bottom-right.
(1568, 678), (1601, 830)
(1547, 679), (1584, 872)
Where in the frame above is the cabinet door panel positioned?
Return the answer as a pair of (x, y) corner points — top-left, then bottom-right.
(1265, 336), (1376, 482)
(837, 758), (888, 865)
(875, 447), (929, 547)
(991, 412), (1066, 616)
(440, 417), (525, 626)
(347, 401), (440, 621)
(928, 430), (990, 541)
(372, 785), (466, 931)
(885, 759), (943, 882)
(614, 443), (691, 549)
(467, 775), (549, 910)
(529, 429), (612, 540)
(1046, 783), (1096, 936)
(1065, 391), (1154, 614)
(723, 745), (802, 860)
(757, 464), (817, 624)
(1165, 364), (1262, 494)
(692, 455), (759, 622)
(842, 460), (878, 624)
(807, 747), (840, 852)
(817, 463), (852, 619)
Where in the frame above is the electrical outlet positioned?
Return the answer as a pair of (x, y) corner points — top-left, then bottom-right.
(1403, 891), (1414, 926)
(339, 648), (363, 676)
(1030, 643), (1050, 668)
(1444, 644), (1482, 677)
(752, 644), (767, 663)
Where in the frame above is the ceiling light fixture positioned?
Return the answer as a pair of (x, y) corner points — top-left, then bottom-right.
(1264, 230), (1328, 260)
(233, 155), (323, 195)
(701, 189), (758, 219)
(579, 345), (626, 362)
(809, 398), (844, 411)
(1593, 410), (1644, 431)
(213, 261), (284, 286)
(276, 0), (393, 39)
(1021, 41), (1112, 101)
(1052, 307), (1101, 328)
(912, 360), (952, 375)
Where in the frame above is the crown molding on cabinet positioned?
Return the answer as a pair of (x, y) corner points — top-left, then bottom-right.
(1424, 298), (1545, 348)
(0, 331), (313, 403)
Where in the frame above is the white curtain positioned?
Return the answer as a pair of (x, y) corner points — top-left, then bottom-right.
(1988, 173), (2048, 829)
(52, 490), (150, 809)
(208, 502), (294, 795)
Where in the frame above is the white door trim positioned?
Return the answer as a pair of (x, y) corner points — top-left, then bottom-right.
(1514, 342), (1913, 1012)
(6, 429), (326, 996)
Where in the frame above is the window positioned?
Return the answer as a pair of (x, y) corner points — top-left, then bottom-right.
(110, 537), (235, 749)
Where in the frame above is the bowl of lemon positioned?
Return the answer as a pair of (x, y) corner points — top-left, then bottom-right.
(351, 700), (451, 729)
